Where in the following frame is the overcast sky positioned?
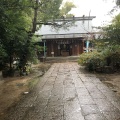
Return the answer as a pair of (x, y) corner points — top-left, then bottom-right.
(63, 0), (120, 26)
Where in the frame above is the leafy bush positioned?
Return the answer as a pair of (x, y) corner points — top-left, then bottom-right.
(78, 45), (120, 72)
(78, 51), (104, 71)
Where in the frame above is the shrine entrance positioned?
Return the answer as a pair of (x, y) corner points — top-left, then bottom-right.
(46, 38), (84, 57)
(36, 16), (96, 57)
(60, 44), (70, 56)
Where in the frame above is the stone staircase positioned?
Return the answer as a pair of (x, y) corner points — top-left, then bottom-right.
(45, 56), (79, 63)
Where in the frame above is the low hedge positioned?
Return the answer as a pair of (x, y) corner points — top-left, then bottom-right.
(78, 45), (120, 73)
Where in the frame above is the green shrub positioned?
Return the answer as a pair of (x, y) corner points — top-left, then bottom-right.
(78, 45), (120, 72)
(78, 51), (104, 71)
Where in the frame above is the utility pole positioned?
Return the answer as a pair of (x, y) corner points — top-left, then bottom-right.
(88, 10), (91, 30)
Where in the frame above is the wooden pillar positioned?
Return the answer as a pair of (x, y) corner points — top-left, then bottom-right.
(70, 44), (72, 56)
(43, 40), (46, 57)
(58, 44), (60, 56)
(82, 40), (84, 53)
(51, 41), (53, 52)
(51, 41), (54, 57)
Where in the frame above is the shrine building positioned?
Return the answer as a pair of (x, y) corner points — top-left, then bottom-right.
(35, 16), (96, 57)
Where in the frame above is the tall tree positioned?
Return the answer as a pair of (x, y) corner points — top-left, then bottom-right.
(32, 0), (63, 32)
(60, 1), (76, 17)
(0, 0), (64, 72)
(104, 14), (120, 45)
(0, 0), (76, 76)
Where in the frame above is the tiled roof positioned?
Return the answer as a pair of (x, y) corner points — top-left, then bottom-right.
(35, 16), (96, 39)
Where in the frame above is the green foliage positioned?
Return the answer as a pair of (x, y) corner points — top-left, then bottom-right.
(28, 77), (40, 89)
(60, 1), (76, 17)
(37, 0), (75, 22)
(79, 13), (120, 72)
(0, 45), (7, 57)
(78, 45), (120, 72)
(35, 45), (44, 53)
(78, 51), (104, 71)
(104, 14), (120, 45)
(38, 0), (62, 21)
(0, 0), (64, 72)
(0, 0), (34, 75)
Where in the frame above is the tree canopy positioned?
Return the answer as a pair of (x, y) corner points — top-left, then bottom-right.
(60, 1), (76, 17)
(103, 14), (120, 45)
(0, 0), (76, 75)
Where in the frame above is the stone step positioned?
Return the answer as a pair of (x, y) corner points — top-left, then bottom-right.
(45, 56), (79, 63)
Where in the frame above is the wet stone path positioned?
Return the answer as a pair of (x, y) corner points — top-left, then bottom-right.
(5, 63), (120, 120)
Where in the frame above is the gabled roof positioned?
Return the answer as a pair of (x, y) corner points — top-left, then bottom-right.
(35, 16), (96, 39)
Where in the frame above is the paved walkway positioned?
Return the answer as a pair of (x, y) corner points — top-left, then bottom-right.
(5, 63), (120, 120)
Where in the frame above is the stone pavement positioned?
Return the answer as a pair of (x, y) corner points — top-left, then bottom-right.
(5, 63), (120, 120)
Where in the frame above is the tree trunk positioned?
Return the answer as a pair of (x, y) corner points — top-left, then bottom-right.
(32, 0), (39, 33)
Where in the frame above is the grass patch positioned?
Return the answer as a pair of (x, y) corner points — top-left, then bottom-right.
(28, 77), (40, 89)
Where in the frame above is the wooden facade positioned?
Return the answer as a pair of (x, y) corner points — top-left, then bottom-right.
(36, 16), (96, 57)
(44, 38), (84, 57)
